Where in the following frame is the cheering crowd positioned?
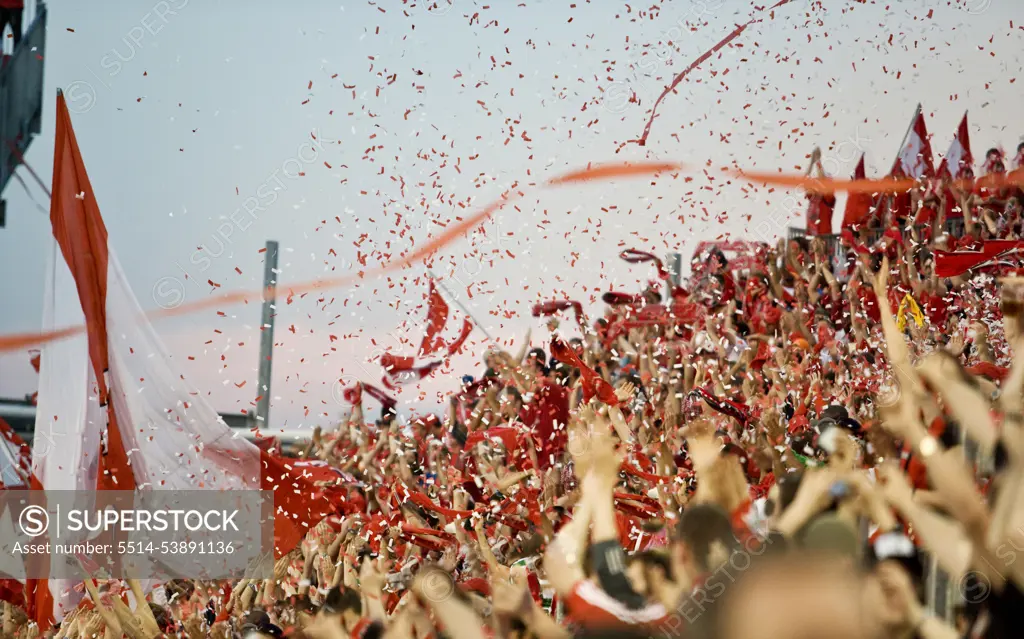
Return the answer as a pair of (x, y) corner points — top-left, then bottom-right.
(5, 144), (1024, 639)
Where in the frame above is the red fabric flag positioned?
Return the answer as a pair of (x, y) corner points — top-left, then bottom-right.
(533, 300), (578, 316)
(259, 452), (335, 557)
(934, 241), (1024, 278)
(342, 382), (363, 405)
(50, 92), (134, 494)
(894, 108), (935, 179)
(464, 427), (521, 456)
(361, 383), (398, 415)
(619, 249), (669, 280)
(936, 113), (973, 180)
(841, 155), (872, 230)
(382, 361), (442, 390)
(420, 280), (449, 356)
(549, 338), (618, 406)
(965, 362), (1008, 382)
(380, 353), (416, 373)
(532, 300), (587, 332)
(602, 291), (641, 306)
(885, 107), (935, 224)
(446, 318), (473, 356)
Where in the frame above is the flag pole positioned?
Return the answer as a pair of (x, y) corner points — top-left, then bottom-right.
(426, 270), (494, 340)
(255, 240), (279, 430)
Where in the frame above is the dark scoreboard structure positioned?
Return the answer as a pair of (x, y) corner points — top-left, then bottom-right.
(0, 1), (46, 227)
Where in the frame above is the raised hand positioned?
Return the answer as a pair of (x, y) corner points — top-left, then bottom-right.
(876, 463), (915, 509)
(81, 612), (105, 639)
(614, 381), (636, 405)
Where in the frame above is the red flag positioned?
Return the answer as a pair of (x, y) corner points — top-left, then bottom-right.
(342, 382), (363, 405)
(380, 353), (416, 373)
(50, 92), (134, 494)
(619, 249), (669, 280)
(382, 361), (442, 390)
(894, 108), (935, 179)
(550, 338), (619, 406)
(602, 292), (642, 306)
(259, 452), (335, 557)
(446, 318), (473, 356)
(52, 92), (333, 582)
(885, 107), (935, 224)
(532, 300), (587, 332)
(933, 241), (1024, 278)
(419, 280), (449, 356)
(936, 113), (973, 180)
(841, 155), (872, 230)
(361, 383), (398, 415)
(532, 300), (582, 317)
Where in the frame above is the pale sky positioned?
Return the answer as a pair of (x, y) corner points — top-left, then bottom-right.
(0, 0), (1021, 433)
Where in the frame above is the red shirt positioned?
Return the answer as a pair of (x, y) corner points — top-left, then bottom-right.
(855, 283), (880, 323)
(519, 379), (569, 470)
(806, 193), (837, 235)
(914, 204), (938, 227)
(921, 290), (948, 327)
(565, 580), (670, 631)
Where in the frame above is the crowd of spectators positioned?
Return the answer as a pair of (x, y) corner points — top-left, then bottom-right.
(5, 143), (1024, 639)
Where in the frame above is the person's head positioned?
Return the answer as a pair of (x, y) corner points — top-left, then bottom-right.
(799, 516), (862, 570)
(673, 504), (739, 582)
(500, 386), (523, 419)
(625, 550), (674, 600)
(717, 554), (870, 639)
(507, 618), (532, 639)
(986, 148), (1002, 163)
(643, 285), (663, 305)
(862, 561), (925, 636)
(321, 586), (363, 628)
(240, 610), (283, 638)
(526, 348), (548, 376)
(378, 406), (397, 427)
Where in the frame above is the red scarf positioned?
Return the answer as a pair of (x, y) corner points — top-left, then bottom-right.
(550, 338), (619, 406)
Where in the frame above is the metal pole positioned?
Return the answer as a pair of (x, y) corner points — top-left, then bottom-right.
(665, 252), (682, 299)
(426, 270), (493, 340)
(255, 241), (279, 429)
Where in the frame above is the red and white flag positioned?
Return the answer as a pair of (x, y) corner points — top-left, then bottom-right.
(892, 105), (935, 180)
(936, 113), (973, 180)
(27, 94), (331, 630)
(882, 105), (934, 223)
(380, 354), (444, 388)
